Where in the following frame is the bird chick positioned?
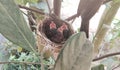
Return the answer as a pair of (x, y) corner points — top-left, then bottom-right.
(57, 23), (70, 39)
(46, 21), (71, 43)
(49, 22), (68, 43)
(50, 31), (64, 43)
(50, 21), (56, 29)
(45, 21), (57, 39)
(57, 23), (68, 34)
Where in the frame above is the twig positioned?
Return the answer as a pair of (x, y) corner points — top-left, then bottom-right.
(20, 10), (28, 17)
(45, 0), (51, 13)
(18, 5), (56, 19)
(93, 52), (120, 61)
(71, 17), (76, 24)
(0, 61), (54, 67)
(103, 0), (113, 4)
(0, 61), (41, 65)
(65, 0), (113, 21)
(40, 52), (45, 70)
(65, 14), (78, 21)
(18, 5), (45, 15)
(112, 64), (120, 70)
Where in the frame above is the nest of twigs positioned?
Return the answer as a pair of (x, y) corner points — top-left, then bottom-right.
(37, 14), (74, 59)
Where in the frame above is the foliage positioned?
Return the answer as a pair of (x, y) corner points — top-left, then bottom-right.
(15, 0), (39, 5)
(2, 49), (54, 70)
(0, 0), (53, 70)
(93, 18), (120, 70)
(0, 0), (120, 70)
(110, 19), (120, 40)
(91, 64), (104, 70)
(93, 0), (120, 54)
(54, 32), (93, 70)
(0, 0), (36, 52)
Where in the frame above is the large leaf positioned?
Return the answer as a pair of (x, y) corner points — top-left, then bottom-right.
(54, 32), (93, 70)
(0, 0), (36, 52)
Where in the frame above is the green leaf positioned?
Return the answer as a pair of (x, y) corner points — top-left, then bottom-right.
(54, 32), (93, 70)
(91, 64), (104, 70)
(15, 0), (39, 5)
(0, 0), (36, 52)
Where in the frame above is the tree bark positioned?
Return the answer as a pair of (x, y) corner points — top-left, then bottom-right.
(53, 0), (61, 17)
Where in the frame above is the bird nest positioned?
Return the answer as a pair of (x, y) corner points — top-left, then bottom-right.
(37, 14), (74, 57)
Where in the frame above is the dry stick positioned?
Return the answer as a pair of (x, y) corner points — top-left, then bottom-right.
(0, 61), (54, 66)
(0, 61), (41, 65)
(0, 52), (120, 64)
(45, 0), (51, 13)
(39, 49), (46, 70)
(21, 10), (35, 24)
(18, 5), (45, 15)
(65, 0), (113, 21)
(65, 14), (78, 21)
(103, 0), (113, 4)
(112, 64), (120, 70)
(71, 17), (76, 24)
(93, 52), (120, 61)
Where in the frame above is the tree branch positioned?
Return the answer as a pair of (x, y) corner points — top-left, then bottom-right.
(45, 0), (51, 13)
(112, 64), (120, 70)
(103, 0), (113, 4)
(53, 0), (61, 17)
(93, 52), (120, 61)
(18, 5), (45, 15)
(18, 5), (59, 22)
(0, 61), (41, 65)
(65, 14), (78, 21)
(0, 61), (54, 66)
(65, 0), (113, 21)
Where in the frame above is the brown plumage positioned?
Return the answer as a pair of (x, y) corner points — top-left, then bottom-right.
(77, 0), (104, 38)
